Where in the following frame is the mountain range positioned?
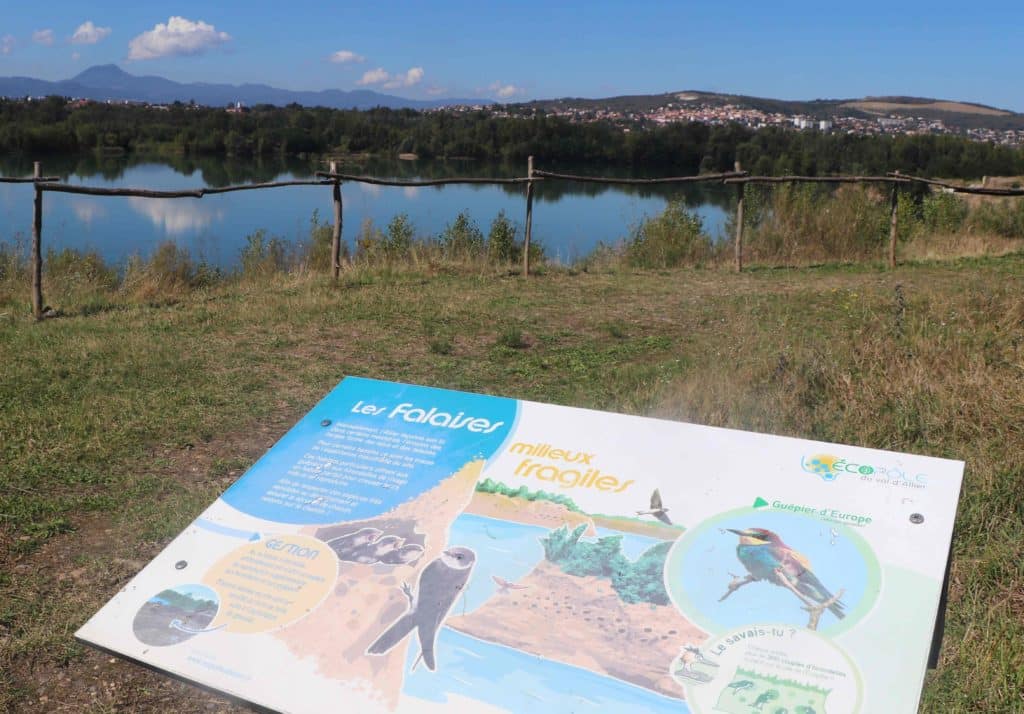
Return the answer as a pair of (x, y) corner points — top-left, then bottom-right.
(2, 65), (1022, 132)
(0, 64), (489, 110)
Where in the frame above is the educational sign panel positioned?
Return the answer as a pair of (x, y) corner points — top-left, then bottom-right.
(77, 377), (963, 713)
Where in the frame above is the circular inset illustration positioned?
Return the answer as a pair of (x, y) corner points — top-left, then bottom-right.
(673, 625), (863, 714)
(665, 508), (880, 636)
(132, 583), (220, 647)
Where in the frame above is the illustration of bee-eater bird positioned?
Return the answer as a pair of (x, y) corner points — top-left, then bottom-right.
(719, 527), (846, 630)
(636, 489), (673, 525)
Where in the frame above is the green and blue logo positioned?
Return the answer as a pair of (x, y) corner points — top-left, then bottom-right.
(802, 453), (875, 481)
(802, 453), (927, 487)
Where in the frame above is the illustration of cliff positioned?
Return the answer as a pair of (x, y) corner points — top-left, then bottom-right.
(447, 523), (706, 699)
(465, 479), (598, 536)
(278, 460), (484, 711)
(591, 513), (685, 540)
(465, 479), (687, 540)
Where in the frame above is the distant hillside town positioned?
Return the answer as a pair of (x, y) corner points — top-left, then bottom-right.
(464, 97), (1024, 147)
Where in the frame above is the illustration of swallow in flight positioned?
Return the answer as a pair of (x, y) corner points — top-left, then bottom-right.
(492, 575), (528, 595)
(636, 489), (673, 525)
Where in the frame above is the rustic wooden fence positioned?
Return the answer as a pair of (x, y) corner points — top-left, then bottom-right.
(6, 158), (1024, 320)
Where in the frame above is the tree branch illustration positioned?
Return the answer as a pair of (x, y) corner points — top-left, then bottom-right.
(718, 572), (758, 602)
(773, 568), (845, 631)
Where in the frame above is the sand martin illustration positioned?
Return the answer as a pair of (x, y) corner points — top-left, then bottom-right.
(366, 546), (476, 671)
(492, 575), (528, 595)
(636, 489), (673, 525)
(359, 534), (404, 559)
(378, 543), (425, 565)
(326, 527), (382, 555)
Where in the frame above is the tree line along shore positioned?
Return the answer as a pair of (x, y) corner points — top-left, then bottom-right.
(3, 97), (1024, 178)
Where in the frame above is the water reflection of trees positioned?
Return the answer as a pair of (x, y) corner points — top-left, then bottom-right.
(0, 154), (735, 209)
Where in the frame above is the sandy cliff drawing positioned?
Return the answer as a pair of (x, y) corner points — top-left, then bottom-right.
(447, 523), (705, 699)
(276, 460), (484, 710)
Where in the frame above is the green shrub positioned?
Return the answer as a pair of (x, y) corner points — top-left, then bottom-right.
(304, 209), (337, 270)
(354, 217), (386, 261)
(921, 192), (969, 234)
(627, 200), (711, 268)
(240, 229), (289, 277)
(487, 210), (517, 263)
(495, 326), (528, 349)
(384, 213), (415, 257)
(440, 210), (485, 257)
(967, 200), (1024, 238)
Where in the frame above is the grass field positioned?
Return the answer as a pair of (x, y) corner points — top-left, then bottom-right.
(1, 256), (1022, 712)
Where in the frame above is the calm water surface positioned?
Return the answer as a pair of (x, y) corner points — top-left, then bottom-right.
(0, 155), (733, 269)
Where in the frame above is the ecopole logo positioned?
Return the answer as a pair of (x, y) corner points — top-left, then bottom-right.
(801, 454), (874, 482)
(802, 453), (928, 488)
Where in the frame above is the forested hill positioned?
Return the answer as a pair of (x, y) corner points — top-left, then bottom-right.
(2, 96), (1023, 179)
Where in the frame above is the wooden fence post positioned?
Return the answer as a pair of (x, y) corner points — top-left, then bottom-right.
(888, 173), (899, 269)
(329, 161), (343, 280)
(733, 162), (744, 273)
(31, 161), (44, 320)
(523, 155), (534, 277)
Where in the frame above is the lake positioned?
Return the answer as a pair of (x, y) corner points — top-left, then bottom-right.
(0, 155), (733, 269)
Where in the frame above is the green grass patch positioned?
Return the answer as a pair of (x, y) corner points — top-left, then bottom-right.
(0, 256), (1022, 711)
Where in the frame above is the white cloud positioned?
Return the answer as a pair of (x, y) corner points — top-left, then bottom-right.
(382, 67), (424, 89)
(129, 197), (223, 234)
(328, 49), (364, 64)
(32, 29), (55, 46)
(71, 200), (106, 224)
(356, 67), (390, 86)
(358, 66), (424, 89)
(71, 21), (112, 45)
(128, 16), (230, 61)
(1, 35), (15, 56)
(71, 51), (81, 61)
(425, 85), (445, 97)
(489, 81), (523, 99)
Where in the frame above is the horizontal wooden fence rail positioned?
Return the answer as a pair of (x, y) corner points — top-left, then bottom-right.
(4, 156), (1023, 320)
(315, 171), (534, 186)
(0, 176), (60, 184)
(532, 169), (747, 184)
(886, 173), (1024, 196)
(725, 175), (910, 185)
(37, 179), (335, 199)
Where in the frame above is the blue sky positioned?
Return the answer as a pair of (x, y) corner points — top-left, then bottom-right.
(2, 1), (1022, 109)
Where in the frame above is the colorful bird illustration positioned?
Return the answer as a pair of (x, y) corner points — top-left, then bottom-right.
(492, 575), (528, 595)
(723, 528), (845, 620)
(636, 489), (672, 525)
(366, 546), (476, 671)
